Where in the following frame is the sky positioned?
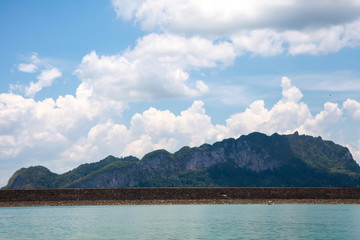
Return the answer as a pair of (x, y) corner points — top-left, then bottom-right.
(1, 0), (360, 187)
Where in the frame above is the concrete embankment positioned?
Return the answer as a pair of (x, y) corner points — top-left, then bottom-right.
(1, 188), (359, 206)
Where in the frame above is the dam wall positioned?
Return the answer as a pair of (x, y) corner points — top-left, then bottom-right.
(1, 188), (360, 203)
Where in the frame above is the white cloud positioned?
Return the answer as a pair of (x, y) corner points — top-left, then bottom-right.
(60, 119), (129, 164)
(280, 76), (303, 102)
(18, 63), (38, 73)
(0, 76), (349, 166)
(112, 0), (144, 21)
(17, 53), (40, 73)
(112, 1), (360, 56)
(130, 33), (235, 68)
(225, 77), (312, 136)
(25, 68), (62, 97)
(61, 77), (355, 166)
(343, 99), (360, 120)
(63, 100), (217, 163)
(15, 53), (63, 98)
(230, 19), (360, 56)
(231, 29), (284, 56)
(1, 76), (359, 187)
(112, 0), (360, 33)
(347, 141), (360, 165)
(284, 19), (360, 55)
(75, 34), (234, 102)
(298, 102), (343, 136)
(222, 78), (346, 140)
(0, 85), (126, 182)
(225, 100), (270, 136)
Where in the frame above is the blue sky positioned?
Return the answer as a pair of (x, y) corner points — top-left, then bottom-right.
(1, 0), (360, 186)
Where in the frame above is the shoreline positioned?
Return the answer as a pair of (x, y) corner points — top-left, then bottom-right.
(1, 199), (360, 207)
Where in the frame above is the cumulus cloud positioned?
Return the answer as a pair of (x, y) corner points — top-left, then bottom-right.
(1, 76), (359, 187)
(0, 76), (348, 164)
(61, 77), (353, 166)
(343, 99), (360, 120)
(225, 77), (312, 136)
(75, 34), (234, 101)
(112, 0), (360, 56)
(223, 77), (345, 139)
(0, 83), (126, 180)
(298, 102), (343, 136)
(62, 100), (217, 163)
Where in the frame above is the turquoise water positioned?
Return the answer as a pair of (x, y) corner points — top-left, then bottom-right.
(0, 204), (359, 240)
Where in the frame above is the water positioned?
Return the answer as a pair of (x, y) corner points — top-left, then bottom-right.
(0, 204), (359, 240)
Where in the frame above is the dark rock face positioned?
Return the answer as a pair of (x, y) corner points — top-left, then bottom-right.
(4, 132), (360, 189)
(69, 134), (286, 188)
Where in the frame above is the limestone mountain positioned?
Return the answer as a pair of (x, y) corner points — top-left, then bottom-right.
(4, 132), (360, 189)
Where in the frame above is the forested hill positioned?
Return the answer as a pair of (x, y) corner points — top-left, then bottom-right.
(4, 132), (360, 189)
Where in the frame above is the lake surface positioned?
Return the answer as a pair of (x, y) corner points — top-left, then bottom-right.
(1, 204), (359, 239)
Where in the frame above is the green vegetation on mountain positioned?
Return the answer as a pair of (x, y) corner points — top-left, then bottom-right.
(139, 169), (214, 187)
(6, 166), (58, 189)
(4, 132), (360, 189)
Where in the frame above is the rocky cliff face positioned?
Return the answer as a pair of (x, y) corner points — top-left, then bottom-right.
(69, 134), (285, 188)
(4, 132), (360, 189)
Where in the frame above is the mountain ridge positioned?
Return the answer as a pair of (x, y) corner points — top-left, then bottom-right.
(4, 132), (360, 189)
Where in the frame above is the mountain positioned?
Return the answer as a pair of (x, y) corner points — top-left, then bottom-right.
(4, 132), (360, 189)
